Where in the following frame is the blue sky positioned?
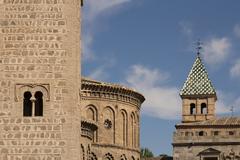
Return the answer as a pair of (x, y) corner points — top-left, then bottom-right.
(82, 0), (240, 155)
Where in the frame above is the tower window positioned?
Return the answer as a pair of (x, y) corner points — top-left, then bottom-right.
(198, 131), (206, 136)
(35, 91), (43, 116)
(201, 103), (207, 114)
(23, 91), (44, 117)
(23, 92), (32, 117)
(190, 103), (196, 115)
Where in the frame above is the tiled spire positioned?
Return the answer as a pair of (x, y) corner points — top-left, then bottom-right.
(180, 55), (216, 97)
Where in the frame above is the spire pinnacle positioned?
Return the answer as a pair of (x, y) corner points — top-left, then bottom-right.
(230, 106), (234, 117)
(196, 39), (203, 56)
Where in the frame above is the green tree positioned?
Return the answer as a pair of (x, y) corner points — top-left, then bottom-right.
(140, 148), (154, 158)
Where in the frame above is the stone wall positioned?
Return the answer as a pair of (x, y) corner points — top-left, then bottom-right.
(173, 126), (240, 160)
(173, 145), (240, 160)
(0, 0), (82, 160)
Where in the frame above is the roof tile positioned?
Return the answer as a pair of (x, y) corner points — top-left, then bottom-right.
(180, 56), (216, 96)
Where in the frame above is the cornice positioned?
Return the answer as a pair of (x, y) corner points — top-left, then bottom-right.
(176, 117), (240, 129)
(176, 124), (240, 129)
(172, 141), (240, 147)
(80, 77), (145, 107)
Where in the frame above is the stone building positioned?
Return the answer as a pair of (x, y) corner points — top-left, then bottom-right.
(173, 53), (240, 160)
(0, 1), (144, 160)
(81, 78), (144, 160)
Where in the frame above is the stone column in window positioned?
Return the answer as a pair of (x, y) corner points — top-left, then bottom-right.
(30, 97), (36, 117)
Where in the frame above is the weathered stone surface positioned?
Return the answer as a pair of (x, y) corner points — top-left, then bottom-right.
(0, 0), (82, 160)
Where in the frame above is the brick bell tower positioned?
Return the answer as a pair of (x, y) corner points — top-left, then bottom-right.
(0, 0), (82, 160)
(180, 52), (217, 123)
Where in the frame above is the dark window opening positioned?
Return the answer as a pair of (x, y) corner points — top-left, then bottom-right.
(199, 131), (205, 136)
(190, 103), (196, 115)
(201, 103), (207, 114)
(203, 158), (218, 160)
(35, 91), (43, 116)
(229, 131), (235, 136)
(213, 131), (219, 136)
(23, 92), (32, 117)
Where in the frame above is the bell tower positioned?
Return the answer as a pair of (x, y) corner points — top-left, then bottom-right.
(180, 53), (217, 123)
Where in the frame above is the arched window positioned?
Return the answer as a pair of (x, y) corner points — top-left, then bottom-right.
(23, 92), (32, 117)
(86, 105), (98, 142)
(23, 91), (44, 117)
(35, 91), (43, 116)
(201, 103), (207, 114)
(120, 110), (127, 146)
(190, 103), (196, 115)
(130, 113), (136, 148)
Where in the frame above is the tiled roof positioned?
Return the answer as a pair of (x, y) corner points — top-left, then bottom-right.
(177, 117), (240, 127)
(180, 56), (216, 96)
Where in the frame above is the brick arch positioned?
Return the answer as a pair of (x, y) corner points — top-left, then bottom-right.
(130, 112), (137, 148)
(103, 106), (115, 144)
(16, 84), (50, 102)
(104, 153), (114, 160)
(103, 106), (115, 118)
(119, 109), (128, 146)
(85, 104), (98, 122)
(136, 113), (140, 147)
(89, 152), (97, 160)
(120, 154), (127, 160)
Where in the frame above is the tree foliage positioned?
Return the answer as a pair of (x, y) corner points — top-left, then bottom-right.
(140, 148), (154, 158)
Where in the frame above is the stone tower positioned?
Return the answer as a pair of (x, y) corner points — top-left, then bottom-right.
(0, 1), (82, 160)
(180, 54), (217, 123)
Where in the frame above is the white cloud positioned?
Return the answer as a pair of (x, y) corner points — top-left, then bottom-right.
(87, 58), (115, 81)
(216, 91), (240, 115)
(85, 0), (131, 22)
(88, 66), (109, 81)
(234, 24), (240, 38)
(82, 32), (95, 61)
(82, 0), (132, 61)
(179, 21), (193, 38)
(124, 65), (236, 119)
(230, 59), (240, 78)
(125, 65), (181, 120)
(215, 91), (231, 114)
(203, 37), (231, 65)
